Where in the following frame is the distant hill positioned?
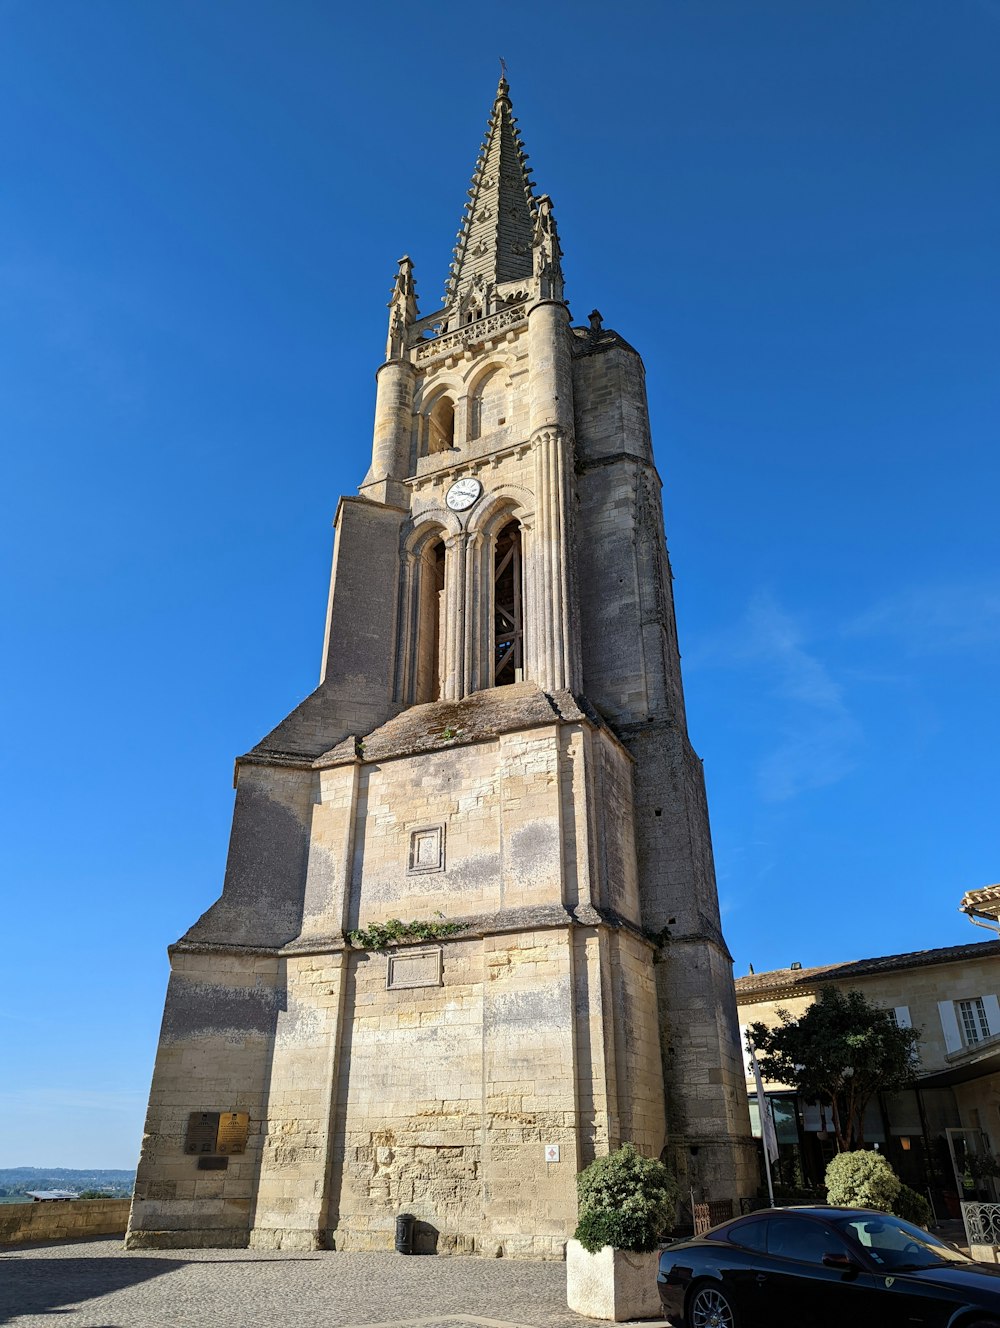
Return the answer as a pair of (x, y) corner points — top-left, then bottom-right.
(0, 1167), (135, 1201)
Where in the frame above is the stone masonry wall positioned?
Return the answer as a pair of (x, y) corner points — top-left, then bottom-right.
(348, 728), (564, 929)
(249, 951), (348, 1250)
(1, 1199), (131, 1246)
(573, 336), (756, 1202)
(0, 1200), (130, 1248)
(327, 931), (572, 1257)
(127, 950), (282, 1248)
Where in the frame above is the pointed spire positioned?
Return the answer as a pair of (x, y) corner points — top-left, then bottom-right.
(444, 76), (537, 307)
(386, 255), (418, 360)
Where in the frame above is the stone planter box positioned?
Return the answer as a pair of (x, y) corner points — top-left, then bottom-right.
(566, 1238), (663, 1321)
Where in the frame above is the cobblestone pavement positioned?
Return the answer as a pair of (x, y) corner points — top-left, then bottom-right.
(0, 1240), (673, 1328)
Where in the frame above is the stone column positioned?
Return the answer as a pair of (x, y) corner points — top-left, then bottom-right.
(364, 358), (414, 506)
(393, 548), (420, 705)
(527, 300), (580, 693)
(454, 393), (470, 450)
(442, 531), (469, 701)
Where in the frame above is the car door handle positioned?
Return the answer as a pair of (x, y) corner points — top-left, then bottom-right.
(755, 1274), (767, 1283)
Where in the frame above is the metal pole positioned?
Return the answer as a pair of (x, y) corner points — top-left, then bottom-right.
(762, 1131), (775, 1208)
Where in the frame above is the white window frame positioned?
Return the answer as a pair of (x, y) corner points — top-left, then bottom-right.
(958, 996), (990, 1047)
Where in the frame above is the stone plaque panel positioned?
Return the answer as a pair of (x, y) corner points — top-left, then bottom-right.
(185, 1112), (220, 1155)
(216, 1111), (250, 1154)
(408, 824), (445, 874)
(184, 1110), (249, 1155)
(387, 947), (443, 990)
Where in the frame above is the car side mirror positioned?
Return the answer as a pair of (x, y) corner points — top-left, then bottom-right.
(822, 1252), (857, 1271)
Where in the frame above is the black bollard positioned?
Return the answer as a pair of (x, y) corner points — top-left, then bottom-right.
(395, 1212), (416, 1254)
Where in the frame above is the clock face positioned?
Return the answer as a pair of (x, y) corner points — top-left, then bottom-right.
(446, 477), (483, 512)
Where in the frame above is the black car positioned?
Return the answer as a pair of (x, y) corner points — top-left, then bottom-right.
(657, 1206), (1000, 1327)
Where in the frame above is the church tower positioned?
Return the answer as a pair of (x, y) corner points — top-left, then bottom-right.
(128, 78), (756, 1256)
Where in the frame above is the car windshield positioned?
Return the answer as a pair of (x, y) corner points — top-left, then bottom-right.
(832, 1214), (973, 1270)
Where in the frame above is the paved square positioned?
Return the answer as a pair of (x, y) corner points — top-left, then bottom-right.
(0, 1240), (674, 1328)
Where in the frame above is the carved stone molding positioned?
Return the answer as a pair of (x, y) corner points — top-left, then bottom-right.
(414, 303), (528, 362)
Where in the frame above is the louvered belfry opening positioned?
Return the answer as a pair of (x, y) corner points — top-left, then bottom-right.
(493, 520), (523, 686)
(427, 396), (455, 454)
(416, 538), (446, 703)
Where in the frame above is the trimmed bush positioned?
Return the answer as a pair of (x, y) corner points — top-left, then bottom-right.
(893, 1182), (932, 1228)
(825, 1150), (901, 1213)
(574, 1208), (660, 1254)
(573, 1143), (680, 1253)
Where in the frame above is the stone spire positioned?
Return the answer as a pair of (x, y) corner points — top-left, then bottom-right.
(444, 76), (536, 307)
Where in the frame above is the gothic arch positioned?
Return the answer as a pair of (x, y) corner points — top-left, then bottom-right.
(466, 484), (533, 537)
(468, 363), (509, 441)
(465, 487), (535, 691)
(398, 517), (454, 705)
(426, 394), (455, 455)
(461, 355), (511, 388)
(415, 372), (466, 458)
(403, 509), (461, 554)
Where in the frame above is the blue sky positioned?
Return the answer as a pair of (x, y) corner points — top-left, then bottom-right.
(1, 1), (997, 1168)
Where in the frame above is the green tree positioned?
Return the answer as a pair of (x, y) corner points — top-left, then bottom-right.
(748, 986), (919, 1153)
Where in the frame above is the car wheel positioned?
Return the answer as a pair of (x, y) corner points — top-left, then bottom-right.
(687, 1280), (739, 1328)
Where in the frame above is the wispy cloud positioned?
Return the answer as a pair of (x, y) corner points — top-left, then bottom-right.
(694, 590), (862, 802)
(749, 593), (861, 800)
(845, 581), (1000, 654)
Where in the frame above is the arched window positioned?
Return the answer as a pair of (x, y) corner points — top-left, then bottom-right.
(493, 520), (524, 686)
(470, 367), (507, 441)
(426, 395), (455, 454)
(415, 538), (446, 702)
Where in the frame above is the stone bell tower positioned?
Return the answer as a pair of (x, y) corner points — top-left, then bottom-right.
(127, 77), (756, 1257)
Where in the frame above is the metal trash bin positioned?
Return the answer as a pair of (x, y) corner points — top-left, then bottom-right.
(395, 1212), (416, 1254)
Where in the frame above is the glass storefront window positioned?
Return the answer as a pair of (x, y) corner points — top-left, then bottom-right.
(772, 1097), (799, 1145)
(749, 1095), (798, 1144)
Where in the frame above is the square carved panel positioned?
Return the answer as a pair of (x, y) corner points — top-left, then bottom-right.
(408, 823), (445, 874)
(386, 947), (443, 990)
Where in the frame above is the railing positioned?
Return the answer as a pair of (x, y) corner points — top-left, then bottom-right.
(693, 1199), (734, 1235)
(961, 1201), (1000, 1247)
(413, 303), (528, 360)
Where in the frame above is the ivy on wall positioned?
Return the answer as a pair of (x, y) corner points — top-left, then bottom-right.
(347, 916), (468, 951)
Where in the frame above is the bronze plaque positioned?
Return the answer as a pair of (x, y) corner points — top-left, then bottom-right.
(216, 1111), (250, 1154)
(197, 1155), (229, 1171)
(185, 1111), (220, 1155)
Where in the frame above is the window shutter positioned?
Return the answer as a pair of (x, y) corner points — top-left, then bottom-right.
(894, 1006), (912, 1028)
(982, 994), (1000, 1037)
(939, 1001), (962, 1053)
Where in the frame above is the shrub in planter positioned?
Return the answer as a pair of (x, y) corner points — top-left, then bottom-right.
(893, 1182), (932, 1228)
(574, 1143), (680, 1252)
(825, 1150), (900, 1213)
(568, 1145), (681, 1321)
(574, 1208), (657, 1255)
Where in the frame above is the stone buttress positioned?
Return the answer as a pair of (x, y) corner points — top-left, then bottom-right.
(127, 77), (755, 1256)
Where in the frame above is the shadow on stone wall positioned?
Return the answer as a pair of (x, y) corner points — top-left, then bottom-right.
(413, 1219), (439, 1254)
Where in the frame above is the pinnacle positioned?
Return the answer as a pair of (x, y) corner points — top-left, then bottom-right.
(444, 77), (537, 307)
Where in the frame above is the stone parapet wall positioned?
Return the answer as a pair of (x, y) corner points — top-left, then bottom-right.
(0, 1198), (130, 1246)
